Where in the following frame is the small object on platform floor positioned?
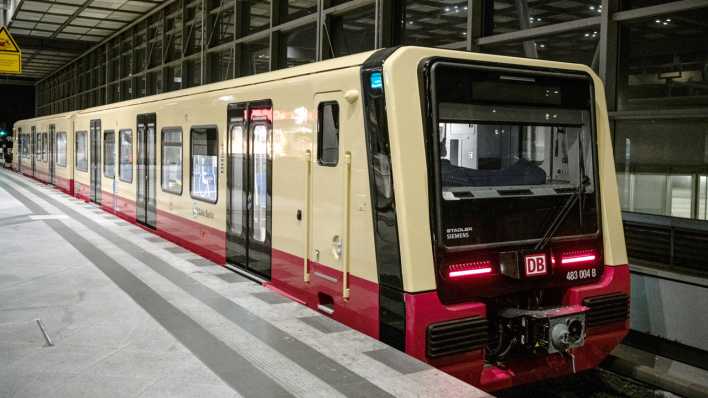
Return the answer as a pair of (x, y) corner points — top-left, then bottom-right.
(0, 169), (490, 398)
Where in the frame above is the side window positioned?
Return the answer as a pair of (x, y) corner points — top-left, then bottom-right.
(104, 130), (115, 178)
(76, 131), (88, 171)
(119, 129), (133, 183)
(190, 126), (218, 203)
(317, 102), (340, 166)
(161, 128), (183, 195)
(56, 132), (67, 167)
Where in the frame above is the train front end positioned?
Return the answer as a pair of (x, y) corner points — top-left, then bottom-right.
(375, 47), (630, 390)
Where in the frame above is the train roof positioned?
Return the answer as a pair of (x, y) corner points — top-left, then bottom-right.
(15, 46), (599, 127)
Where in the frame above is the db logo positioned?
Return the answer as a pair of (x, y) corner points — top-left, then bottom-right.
(525, 254), (548, 276)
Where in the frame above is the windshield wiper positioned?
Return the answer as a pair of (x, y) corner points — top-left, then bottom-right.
(534, 132), (588, 252)
(533, 187), (580, 252)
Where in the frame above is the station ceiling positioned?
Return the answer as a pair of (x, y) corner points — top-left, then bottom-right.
(5, 0), (165, 79)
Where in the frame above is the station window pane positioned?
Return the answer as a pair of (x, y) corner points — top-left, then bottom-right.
(121, 79), (132, 101)
(489, 0), (601, 35)
(208, 48), (234, 83)
(317, 102), (339, 166)
(283, 23), (316, 68)
(208, 1), (235, 46)
(622, 0), (667, 9)
(698, 176), (708, 220)
(483, 29), (599, 66)
(165, 64), (183, 92)
(162, 128), (183, 194)
(166, 30), (183, 62)
(283, 0), (316, 22)
(76, 131), (88, 172)
(191, 126), (218, 202)
(615, 119), (708, 219)
(56, 132), (67, 167)
(325, 5), (375, 58)
(134, 75), (147, 98)
(246, 0), (271, 34)
(119, 129), (133, 183)
(399, 0), (467, 47)
(618, 8), (708, 110)
(104, 130), (116, 178)
(241, 39), (270, 76)
(147, 70), (163, 96)
(185, 57), (202, 87)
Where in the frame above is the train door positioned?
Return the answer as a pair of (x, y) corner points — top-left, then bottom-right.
(226, 101), (272, 279)
(89, 119), (102, 204)
(309, 92), (346, 298)
(136, 113), (157, 228)
(48, 124), (55, 184)
(31, 126), (36, 176)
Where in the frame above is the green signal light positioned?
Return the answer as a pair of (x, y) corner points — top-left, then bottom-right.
(0, 131), (7, 137)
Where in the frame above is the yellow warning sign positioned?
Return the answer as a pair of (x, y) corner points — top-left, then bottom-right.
(0, 26), (21, 74)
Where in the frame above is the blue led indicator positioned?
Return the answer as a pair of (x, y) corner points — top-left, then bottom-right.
(370, 72), (383, 89)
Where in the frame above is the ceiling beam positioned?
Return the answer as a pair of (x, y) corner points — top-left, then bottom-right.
(13, 34), (92, 52)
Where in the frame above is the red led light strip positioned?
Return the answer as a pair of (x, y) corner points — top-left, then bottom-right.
(561, 254), (597, 265)
(448, 261), (494, 278)
(449, 267), (494, 277)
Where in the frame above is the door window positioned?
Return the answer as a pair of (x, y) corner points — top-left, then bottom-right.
(76, 131), (88, 171)
(230, 124), (244, 234)
(119, 129), (133, 182)
(161, 128), (183, 194)
(56, 132), (67, 167)
(104, 130), (115, 178)
(252, 123), (268, 242)
(190, 126), (218, 203)
(317, 102), (340, 166)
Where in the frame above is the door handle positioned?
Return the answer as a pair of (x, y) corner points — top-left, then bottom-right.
(342, 152), (352, 300)
(304, 150), (312, 283)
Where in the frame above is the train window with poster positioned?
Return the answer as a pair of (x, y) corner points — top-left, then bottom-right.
(190, 126), (218, 203)
(56, 132), (67, 167)
(317, 102), (339, 166)
(161, 127), (183, 195)
(104, 130), (115, 178)
(76, 131), (88, 172)
(119, 129), (133, 183)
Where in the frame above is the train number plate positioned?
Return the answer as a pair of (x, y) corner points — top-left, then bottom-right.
(524, 253), (548, 277)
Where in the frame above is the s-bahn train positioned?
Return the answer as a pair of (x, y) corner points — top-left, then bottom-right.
(12, 47), (630, 390)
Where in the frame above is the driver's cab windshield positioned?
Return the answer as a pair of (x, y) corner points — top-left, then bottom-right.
(429, 61), (598, 247)
(439, 104), (594, 200)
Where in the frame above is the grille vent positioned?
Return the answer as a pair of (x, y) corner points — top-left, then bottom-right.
(426, 316), (488, 358)
(583, 293), (629, 328)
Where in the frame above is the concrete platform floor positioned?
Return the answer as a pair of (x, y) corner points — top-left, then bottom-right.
(0, 169), (490, 398)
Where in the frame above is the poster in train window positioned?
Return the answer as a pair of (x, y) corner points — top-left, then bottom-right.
(119, 129), (133, 183)
(76, 131), (88, 171)
(191, 126), (218, 203)
(104, 131), (115, 178)
(56, 132), (67, 167)
(162, 128), (183, 194)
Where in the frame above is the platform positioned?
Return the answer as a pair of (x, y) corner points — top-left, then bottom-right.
(0, 168), (490, 398)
